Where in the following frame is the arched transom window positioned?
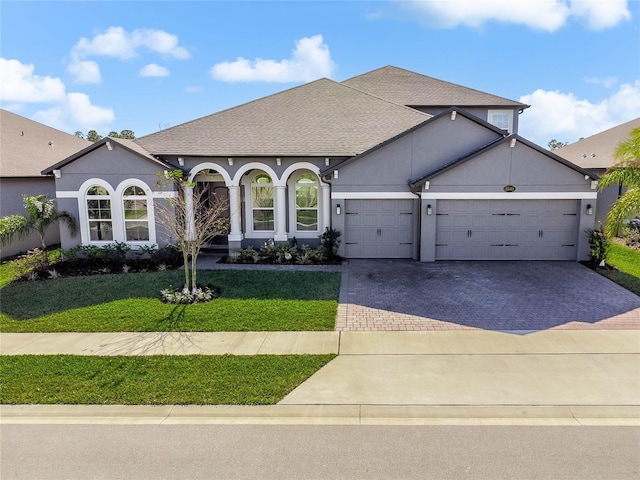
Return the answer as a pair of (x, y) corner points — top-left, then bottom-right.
(295, 173), (318, 231)
(251, 173), (275, 231)
(122, 185), (149, 241)
(86, 185), (113, 241)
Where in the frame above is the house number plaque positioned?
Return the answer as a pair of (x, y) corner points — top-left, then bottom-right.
(503, 185), (516, 192)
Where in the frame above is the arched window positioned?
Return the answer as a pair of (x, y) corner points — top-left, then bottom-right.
(251, 173), (274, 231)
(122, 185), (149, 241)
(295, 173), (318, 231)
(86, 185), (113, 241)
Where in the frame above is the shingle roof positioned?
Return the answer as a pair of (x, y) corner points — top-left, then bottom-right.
(555, 117), (640, 170)
(135, 78), (431, 157)
(342, 66), (529, 109)
(0, 109), (90, 177)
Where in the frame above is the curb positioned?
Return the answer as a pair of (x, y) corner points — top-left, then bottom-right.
(2, 404), (639, 426)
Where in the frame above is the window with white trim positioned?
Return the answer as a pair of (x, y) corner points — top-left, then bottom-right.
(251, 173), (274, 231)
(86, 185), (113, 241)
(122, 185), (149, 241)
(295, 173), (318, 231)
(488, 110), (513, 132)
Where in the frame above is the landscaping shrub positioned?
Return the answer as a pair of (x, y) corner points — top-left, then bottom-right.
(587, 228), (610, 267)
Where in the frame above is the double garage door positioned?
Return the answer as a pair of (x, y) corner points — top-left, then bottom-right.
(344, 199), (414, 258)
(435, 199), (579, 260)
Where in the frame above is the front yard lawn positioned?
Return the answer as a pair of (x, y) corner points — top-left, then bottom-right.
(598, 243), (640, 296)
(0, 354), (335, 405)
(0, 270), (341, 332)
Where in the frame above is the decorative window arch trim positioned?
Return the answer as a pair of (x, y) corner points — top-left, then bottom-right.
(242, 170), (276, 238)
(115, 179), (156, 246)
(287, 169), (323, 238)
(188, 162), (233, 185)
(78, 178), (116, 245)
(232, 162), (280, 187)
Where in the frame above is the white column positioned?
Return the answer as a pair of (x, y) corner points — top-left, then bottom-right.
(322, 183), (331, 232)
(274, 185), (288, 241)
(227, 185), (243, 241)
(184, 185), (196, 241)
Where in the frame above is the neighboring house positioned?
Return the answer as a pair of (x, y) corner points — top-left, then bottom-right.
(0, 109), (90, 258)
(556, 117), (640, 228)
(42, 66), (598, 262)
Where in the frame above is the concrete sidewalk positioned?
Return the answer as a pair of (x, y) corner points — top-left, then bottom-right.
(1, 330), (639, 425)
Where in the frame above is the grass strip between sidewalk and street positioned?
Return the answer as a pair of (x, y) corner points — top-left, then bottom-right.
(598, 243), (640, 296)
(0, 270), (341, 332)
(0, 354), (336, 405)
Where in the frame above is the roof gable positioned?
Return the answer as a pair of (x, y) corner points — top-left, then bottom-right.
(0, 109), (90, 177)
(411, 134), (596, 189)
(342, 66), (528, 109)
(135, 78), (431, 157)
(42, 137), (172, 175)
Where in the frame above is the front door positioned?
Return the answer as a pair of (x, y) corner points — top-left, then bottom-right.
(196, 181), (231, 245)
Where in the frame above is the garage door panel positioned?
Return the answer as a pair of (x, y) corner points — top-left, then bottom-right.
(436, 200), (578, 261)
(344, 199), (414, 258)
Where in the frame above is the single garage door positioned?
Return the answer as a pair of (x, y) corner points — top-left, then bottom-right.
(344, 199), (414, 258)
(435, 199), (578, 260)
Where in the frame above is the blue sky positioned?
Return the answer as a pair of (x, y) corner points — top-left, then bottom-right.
(1, 0), (639, 147)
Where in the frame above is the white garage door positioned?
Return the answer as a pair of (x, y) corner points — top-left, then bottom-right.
(435, 200), (579, 260)
(344, 199), (414, 258)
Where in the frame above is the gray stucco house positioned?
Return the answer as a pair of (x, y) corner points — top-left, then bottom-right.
(42, 66), (598, 261)
(0, 109), (89, 258)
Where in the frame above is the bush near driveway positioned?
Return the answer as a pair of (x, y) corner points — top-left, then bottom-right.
(0, 270), (341, 332)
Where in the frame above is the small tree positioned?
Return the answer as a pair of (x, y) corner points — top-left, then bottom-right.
(155, 170), (229, 294)
(0, 195), (77, 267)
(548, 139), (568, 151)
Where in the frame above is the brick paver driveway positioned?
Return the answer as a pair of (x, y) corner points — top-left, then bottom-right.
(336, 260), (640, 331)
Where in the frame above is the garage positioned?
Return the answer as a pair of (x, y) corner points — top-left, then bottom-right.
(435, 199), (579, 260)
(344, 199), (414, 258)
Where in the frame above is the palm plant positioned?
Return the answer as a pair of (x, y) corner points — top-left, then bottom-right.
(598, 126), (640, 238)
(1, 195), (77, 267)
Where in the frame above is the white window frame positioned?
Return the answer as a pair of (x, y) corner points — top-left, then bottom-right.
(81, 179), (115, 245)
(288, 171), (322, 238)
(488, 110), (513, 133)
(243, 172), (276, 238)
(115, 179), (157, 247)
(122, 185), (151, 243)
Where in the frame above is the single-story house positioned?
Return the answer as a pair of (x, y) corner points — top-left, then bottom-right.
(556, 117), (640, 229)
(0, 109), (90, 258)
(42, 66), (598, 261)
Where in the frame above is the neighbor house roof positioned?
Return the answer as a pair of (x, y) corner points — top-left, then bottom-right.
(342, 66), (529, 109)
(0, 109), (90, 177)
(42, 136), (173, 175)
(555, 117), (640, 170)
(135, 78), (431, 157)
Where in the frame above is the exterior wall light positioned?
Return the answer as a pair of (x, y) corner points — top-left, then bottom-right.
(178, 157), (185, 166)
(228, 157), (234, 166)
(450, 111), (456, 121)
(336, 204), (341, 215)
(325, 158), (330, 166)
(276, 157), (281, 166)
(333, 170), (338, 179)
(105, 141), (113, 151)
(426, 204), (432, 215)
(510, 138), (517, 148)
(586, 204), (593, 215)
(53, 169), (61, 179)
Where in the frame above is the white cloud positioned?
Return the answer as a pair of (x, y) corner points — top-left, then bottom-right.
(0, 58), (66, 103)
(67, 27), (189, 83)
(33, 92), (115, 132)
(210, 35), (335, 83)
(584, 76), (618, 88)
(67, 60), (101, 84)
(140, 63), (170, 77)
(71, 26), (190, 60)
(519, 81), (640, 144)
(390, 0), (630, 31)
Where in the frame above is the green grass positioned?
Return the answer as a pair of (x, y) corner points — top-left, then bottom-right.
(598, 243), (640, 296)
(0, 354), (335, 405)
(0, 270), (341, 332)
(0, 248), (62, 288)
